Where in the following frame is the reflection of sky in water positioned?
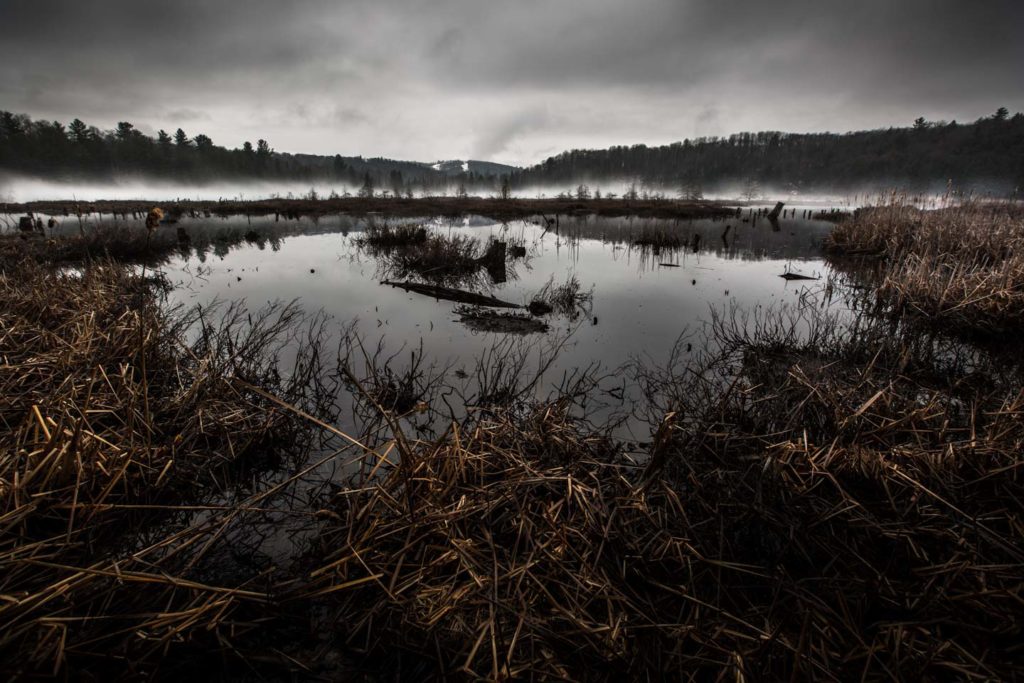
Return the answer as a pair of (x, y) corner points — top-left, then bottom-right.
(158, 215), (834, 431)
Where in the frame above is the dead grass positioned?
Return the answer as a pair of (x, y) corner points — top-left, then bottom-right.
(357, 224), (494, 285)
(530, 274), (593, 320)
(357, 222), (428, 248)
(0, 258), (329, 677)
(4, 198), (1024, 679)
(826, 199), (1024, 336)
(299, 300), (1024, 680)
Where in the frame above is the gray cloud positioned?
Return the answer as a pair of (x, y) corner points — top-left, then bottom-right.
(472, 107), (555, 160)
(1, 0), (1022, 165)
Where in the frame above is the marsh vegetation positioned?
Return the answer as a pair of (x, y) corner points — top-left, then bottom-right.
(1, 197), (1023, 679)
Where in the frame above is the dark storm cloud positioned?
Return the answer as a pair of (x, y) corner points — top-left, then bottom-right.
(1, 0), (1022, 164)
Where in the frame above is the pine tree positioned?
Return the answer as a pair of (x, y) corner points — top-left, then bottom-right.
(68, 118), (89, 143)
(358, 172), (375, 198)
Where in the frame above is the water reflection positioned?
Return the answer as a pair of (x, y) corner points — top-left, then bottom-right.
(153, 213), (832, 432)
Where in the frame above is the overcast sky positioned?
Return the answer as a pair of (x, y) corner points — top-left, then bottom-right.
(1, 0), (1022, 166)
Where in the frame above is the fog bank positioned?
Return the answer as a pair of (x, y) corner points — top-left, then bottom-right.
(0, 174), (360, 203)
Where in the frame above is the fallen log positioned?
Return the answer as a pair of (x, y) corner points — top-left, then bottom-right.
(382, 280), (522, 308)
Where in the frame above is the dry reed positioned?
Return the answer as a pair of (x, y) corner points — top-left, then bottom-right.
(299, 300), (1024, 680)
(0, 258), (328, 677)
(826, 198), (1024, 336)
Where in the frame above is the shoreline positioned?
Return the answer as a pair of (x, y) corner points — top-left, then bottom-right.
(4, 196), (738, 221)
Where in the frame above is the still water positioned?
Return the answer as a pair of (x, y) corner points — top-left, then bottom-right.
(154, 212), (835, 433)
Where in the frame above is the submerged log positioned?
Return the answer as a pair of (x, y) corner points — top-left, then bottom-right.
(382, 280), (522, 308)
(779, 271), (819, 281)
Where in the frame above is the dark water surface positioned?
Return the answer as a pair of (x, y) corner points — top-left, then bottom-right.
(161, 212), (835, 416)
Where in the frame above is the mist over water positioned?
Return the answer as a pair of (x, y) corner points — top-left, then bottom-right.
(1, 173), (887, 209)
(2, 171), (966, 212)
(0, 174), (361, 203)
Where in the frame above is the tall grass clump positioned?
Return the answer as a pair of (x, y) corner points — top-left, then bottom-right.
(356, 223), (502, 285)
(826, 197), (1024, 336)
(0, 258), (329, 677)
(529, 274), (593, 319)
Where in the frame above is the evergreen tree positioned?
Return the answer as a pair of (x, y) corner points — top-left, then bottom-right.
(68, 118), (89, 143)
(116, 121), (136, 140)
(358, 172), (375, 198)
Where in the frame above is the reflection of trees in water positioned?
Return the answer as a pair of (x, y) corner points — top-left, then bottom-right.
(355, 225), (530, 290)
(553, 214), (833, 263)
(59, 211), (834, 271)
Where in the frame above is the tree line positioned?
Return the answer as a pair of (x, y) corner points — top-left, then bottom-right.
(511, 108), (1024, 195)
(0, 111), (505, 195)
(4, 108), (1023, 197)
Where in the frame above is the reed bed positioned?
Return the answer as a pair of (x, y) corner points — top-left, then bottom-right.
(826, 199), (1024, 336)
(357, 224), (503, 286)
(9, 197), (734, 223)
(0, 223), (287, 269)
(0, 258), (328, 677)
(631, 225), (686, 250)
(634, 303), (1024, 679)
(0, 228), (161, 267)
(301, 300), (1024, 680)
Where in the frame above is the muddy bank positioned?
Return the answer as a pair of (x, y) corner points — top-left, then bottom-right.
(7, 196), (735, 221)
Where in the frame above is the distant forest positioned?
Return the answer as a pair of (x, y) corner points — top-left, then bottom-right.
(2, 108), (1023, 197)
(0, 111), (507, 196)
(513, 109), (1024, 196)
